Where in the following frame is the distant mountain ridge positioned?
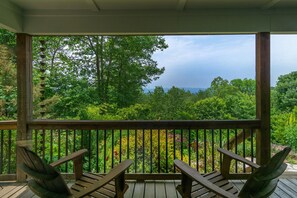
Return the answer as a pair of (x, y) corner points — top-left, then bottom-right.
(143, 87), (206, 94)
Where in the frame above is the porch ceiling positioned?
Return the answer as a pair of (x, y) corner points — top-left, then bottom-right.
(1, 0), (297, 35)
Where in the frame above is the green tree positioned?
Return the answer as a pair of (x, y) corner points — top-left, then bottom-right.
(230, 78), (255, 95)
(193, 97), (232, 120)
(62, 36), (167, 108)
(0, 44), (17, 119)
(275, 71), (297, 112)
(146, 86), (166, 119)
(31, 36), (167, 118)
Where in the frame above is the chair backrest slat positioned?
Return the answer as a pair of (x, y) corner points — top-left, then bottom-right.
(18, 146), (71, 196)
(239, 147), (291, 198)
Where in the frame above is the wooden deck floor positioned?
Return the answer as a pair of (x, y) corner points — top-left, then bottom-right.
(0, 179), (297, 197)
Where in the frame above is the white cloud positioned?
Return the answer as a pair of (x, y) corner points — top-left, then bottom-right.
(148, 34), (297, 89)
(151, 35), (255, 88)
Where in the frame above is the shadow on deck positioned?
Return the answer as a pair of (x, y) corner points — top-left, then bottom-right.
(1, 179), (297, 198)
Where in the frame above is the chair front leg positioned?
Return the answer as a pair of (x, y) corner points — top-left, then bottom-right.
(73, 155), (83, 180)
(115, 172), (126, 198)
(221, 154), (232, 179)
(177, 173), (192, 198)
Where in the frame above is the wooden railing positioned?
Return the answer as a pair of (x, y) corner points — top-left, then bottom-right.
(0, 121), (17, 180)
(0, 120), (260, 180)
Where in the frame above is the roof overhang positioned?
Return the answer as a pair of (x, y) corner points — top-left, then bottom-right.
(2, 0), (297, 35)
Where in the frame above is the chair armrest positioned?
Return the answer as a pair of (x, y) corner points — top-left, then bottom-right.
(76, 159), (133, 198)
(218, 148), (260, 169)
(174, 159), (237, 198)
(50, 149), (88, 180)
(50, 149), (88, 167)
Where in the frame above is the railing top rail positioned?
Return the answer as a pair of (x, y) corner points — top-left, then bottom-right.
(28, 119), (261, 130)
(0, 120), (17, 130)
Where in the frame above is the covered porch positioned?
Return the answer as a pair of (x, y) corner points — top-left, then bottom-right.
(1, 0), (297, 197)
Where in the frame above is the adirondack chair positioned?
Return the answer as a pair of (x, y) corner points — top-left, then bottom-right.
(174, 147), (291, 198)
(18, 145), (133, 198)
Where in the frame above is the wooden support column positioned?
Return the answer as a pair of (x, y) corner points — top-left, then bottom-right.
(256, 32), (271, 166)
(16, 33), (33, 181)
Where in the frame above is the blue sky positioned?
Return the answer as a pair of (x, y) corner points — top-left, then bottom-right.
(148, 35), (297, 88)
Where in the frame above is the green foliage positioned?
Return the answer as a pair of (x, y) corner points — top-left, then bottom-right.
(275, 71), (297, 112)
(271, 106), (297, 149)
(30, 36), (167, 118)
(0, 44), (17, 118)
(284, 125), (297, 151)
(80, 103), (120, 120)
(225, 93), (256, 119)
(271, 112), (290, 144)
(193, 96), (232, 120)
(117, 104), (151, 120)
(0, 29), (16, 49)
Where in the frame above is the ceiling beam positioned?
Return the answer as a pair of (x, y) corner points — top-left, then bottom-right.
(176, 0), (187, 11)
(0, 0), (23, 32)
(86, 0), (100, 12)
(23, 10), (274, 35)
(262, 0), (281, 9)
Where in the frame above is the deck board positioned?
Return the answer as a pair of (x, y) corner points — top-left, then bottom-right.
(155, 180), (166, 198)
(0, 179), (296, 197)
(144, 181), (155, 198)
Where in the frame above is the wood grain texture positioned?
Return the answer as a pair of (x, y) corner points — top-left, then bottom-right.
(256, 32), (271, 166)
(16, 33), (33, 182)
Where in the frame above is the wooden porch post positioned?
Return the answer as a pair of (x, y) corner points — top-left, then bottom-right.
(16, 33), (33, 181)
(256, 32), (271, 166)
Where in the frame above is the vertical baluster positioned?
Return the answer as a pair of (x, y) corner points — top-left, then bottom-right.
(211, 129), (215, 171)
(65, 129), (69, 172)
(251, 129), (254, 163)
(42, 129), (45, 159)
(165, 129), (168, 173)
(204, 129), (207, 173)
(158, 129), (161, 173)
(173, 129), (176, 173)
(111, 129), (114, 169)
(0, 130), (3, 174)
(96, 129), (99, 173)
(81, 130), (84, 149)
(88, 130), (91, 172)
(50, 130), (53, 162)
(150, 129), (153, 173)
(235, 129), (238, 173)
(181, 129), (183, 162)
(134, 129), (137, 173)
(219, 129), (222, 167)
(8, 130), (11, 174)
(142, 129), (145, 173)
(196, 129), (199, 171)
(34, 129), (38, 153)
(104, 129), (107, 173)
(227, 129), (230, 150)
(120, 129), (122, 163)
(188, 129), (191, 166)
(127, 129), (130, 173)
(73, 129), (76, 152)
(243, 128), (246, 173)
(58, 129), (61, 160)
(73, 129), (76, 173)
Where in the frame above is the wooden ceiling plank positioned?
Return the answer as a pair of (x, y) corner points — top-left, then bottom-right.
(176, 0), (187, 11)
(262, 0), (281, 9)
(86, 0), (100, 12)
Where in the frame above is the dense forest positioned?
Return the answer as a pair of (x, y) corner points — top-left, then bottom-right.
(1, 29), (297, 167)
